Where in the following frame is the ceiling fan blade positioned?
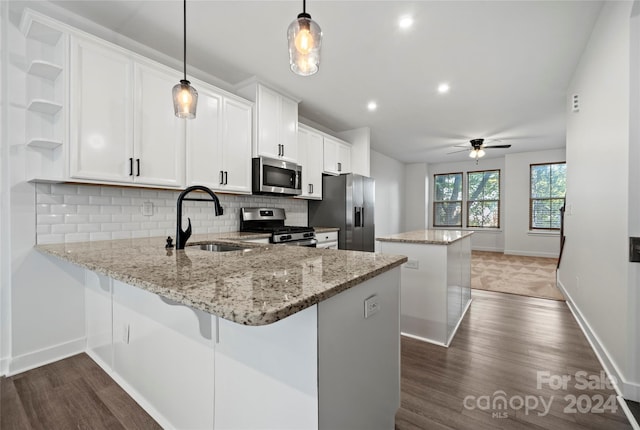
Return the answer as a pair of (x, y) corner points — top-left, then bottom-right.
(447, 149), (470, 154)
(484, 144), (512, 149)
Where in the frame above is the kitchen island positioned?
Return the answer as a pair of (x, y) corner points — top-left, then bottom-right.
(376, 230), (473, 346)
(37, 234), (406, 430)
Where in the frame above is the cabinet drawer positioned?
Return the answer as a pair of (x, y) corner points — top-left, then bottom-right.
(316, 231), (338, 244)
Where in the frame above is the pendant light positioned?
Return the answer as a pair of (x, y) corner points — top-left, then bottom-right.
(172, 0), (198, 118)
(287, 0), (322, 76)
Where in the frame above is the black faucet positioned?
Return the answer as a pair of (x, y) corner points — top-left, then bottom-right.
(176, 185), (224, 249)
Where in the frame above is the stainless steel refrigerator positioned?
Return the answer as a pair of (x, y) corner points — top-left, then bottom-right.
(308, 174), (375, 252)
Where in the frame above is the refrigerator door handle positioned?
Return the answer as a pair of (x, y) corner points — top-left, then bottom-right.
(360, 207), (364, 228)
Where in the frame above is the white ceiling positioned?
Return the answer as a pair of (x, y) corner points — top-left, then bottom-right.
(42, 0), (603, 163)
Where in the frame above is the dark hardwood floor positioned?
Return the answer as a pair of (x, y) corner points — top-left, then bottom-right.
(1, 290), (633, 429)
(396, 289), (633, 430)
(0, 353), (161, 430)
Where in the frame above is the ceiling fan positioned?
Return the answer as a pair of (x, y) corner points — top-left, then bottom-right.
(448, 138), (512, 160)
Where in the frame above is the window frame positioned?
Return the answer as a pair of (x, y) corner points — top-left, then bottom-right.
(466, 169), (501, 229)
(529, 162), (566, 231)
(433, 172), (464, 228)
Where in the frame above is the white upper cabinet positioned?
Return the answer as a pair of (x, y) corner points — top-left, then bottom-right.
(237, 81), (299, 163)
(323, 136), (351, 175)
(187, 80), (252, 194)
(297, 124), (323, 200)
(70, 35), (133, 183)
(69, 35), (184, 187)
(134, 61), (185, 187)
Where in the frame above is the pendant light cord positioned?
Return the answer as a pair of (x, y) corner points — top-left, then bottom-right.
(183, 0), (187, 81)
(302, 0), (306, 14)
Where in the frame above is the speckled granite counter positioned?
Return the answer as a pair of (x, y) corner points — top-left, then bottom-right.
(376, 229), (474, 245)
(36, 232), (406, 326)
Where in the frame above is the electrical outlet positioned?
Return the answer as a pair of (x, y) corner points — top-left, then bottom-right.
(404, 259), (419, 270)
(142, 201), (153, 216)
(364, 295), (380, 319)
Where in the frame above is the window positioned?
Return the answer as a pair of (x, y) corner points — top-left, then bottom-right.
(467, 170), (500, 228)
(433, 173), (463, 227)
(530, 162), (566, 230)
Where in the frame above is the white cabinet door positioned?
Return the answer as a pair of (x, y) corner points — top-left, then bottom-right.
(134, 62), (185, 187)
(323, 136), (339, 175)
(221, 97), (252, 193)
(214, 308), (318, 430)
(186, 84), (223, 189)
(112, 281), (215, 430)
(297, 125), (323, 199)
(337, 141), (351, 174)
(256, 84), (281, 159)
(70, 35), (133, 182)
(280, 96), (298, 162)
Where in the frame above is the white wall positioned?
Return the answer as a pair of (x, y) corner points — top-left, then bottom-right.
(404, 163), (428, 231)
(559, 0), (638, 401)
(0, 0), (9, 375)
(370, 150), (405, 250)
(504, 149), (565, 257)
(428, 158), (506, 253)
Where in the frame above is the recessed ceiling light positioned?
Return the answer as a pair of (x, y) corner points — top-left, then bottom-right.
(437, 83), (450, 94)
(398, 16), (414, 29)
(367, 101), (378, 111)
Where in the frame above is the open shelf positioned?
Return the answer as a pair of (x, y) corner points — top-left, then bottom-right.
(22, 18), (63, 45)
(27, 138), (63, 149)
(27, 99), (63, 115)
(27, 60), (62, 81)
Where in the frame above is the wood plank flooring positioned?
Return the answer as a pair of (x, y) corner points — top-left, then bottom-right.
(396, 289), (632, 430)
(1, 290), (633, 430)
(0, 353), (161, 430)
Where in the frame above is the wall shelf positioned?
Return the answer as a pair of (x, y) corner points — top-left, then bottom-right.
(27, 99), (63, 115)
(22, 17), (63, 45)
(27, 60), (62, 81)
(27, 138), (63, 149)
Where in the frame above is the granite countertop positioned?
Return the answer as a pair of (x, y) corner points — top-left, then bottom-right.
(313, 227), (340, 233)
(37, 232), (406, 326)
(376, 229), (474, 245)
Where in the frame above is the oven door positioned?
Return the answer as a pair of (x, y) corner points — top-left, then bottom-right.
(280, 238), (317, 247)
(252, 157), (302, 195)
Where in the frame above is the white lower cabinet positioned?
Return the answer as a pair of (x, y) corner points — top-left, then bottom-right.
(315, 231), (338, 249)
(111, 280), (215, 430)
(214, 307), (319, 429)
(83, 267), (400, 429)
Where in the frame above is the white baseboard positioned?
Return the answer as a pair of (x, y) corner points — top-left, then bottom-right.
(504, 249), (559, 258)
(7, 337), (86, 376)
(471, 246), (504, 253)
(557, 280), (639, 402)
(1, 356), (9, 376)
(86, 350), (173, 430)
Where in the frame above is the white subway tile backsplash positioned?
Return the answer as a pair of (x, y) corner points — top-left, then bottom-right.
(35, 184), (308, 244)
(64, 194), (90, 205)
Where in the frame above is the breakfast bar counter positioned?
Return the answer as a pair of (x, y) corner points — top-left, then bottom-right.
(37, 234), (406, 430)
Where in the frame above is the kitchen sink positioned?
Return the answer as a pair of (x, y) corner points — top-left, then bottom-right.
(187, 243), (252, 253)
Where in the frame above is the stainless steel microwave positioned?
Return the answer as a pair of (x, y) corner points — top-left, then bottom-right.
(252, 156), (302, 196)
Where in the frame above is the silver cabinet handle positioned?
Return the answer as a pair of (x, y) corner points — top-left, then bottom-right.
(337, 162), (342, 172)
(224, 171), (228, 185)
(219, 170), (224, 185)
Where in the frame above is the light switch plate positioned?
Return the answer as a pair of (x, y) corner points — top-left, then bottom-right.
(364, 295), (380, 319)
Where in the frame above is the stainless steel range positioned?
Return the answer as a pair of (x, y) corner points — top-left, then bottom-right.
(240, 208), (316, 246)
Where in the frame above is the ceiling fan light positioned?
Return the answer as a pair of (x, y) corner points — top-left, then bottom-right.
(288, 1), (322, 76)
(478, 149), (486, 158)
(469, 150), (477, 159)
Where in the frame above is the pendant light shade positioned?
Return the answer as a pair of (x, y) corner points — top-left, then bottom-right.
(287, 0), (322, 76)
(173, 0), (197, 118)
